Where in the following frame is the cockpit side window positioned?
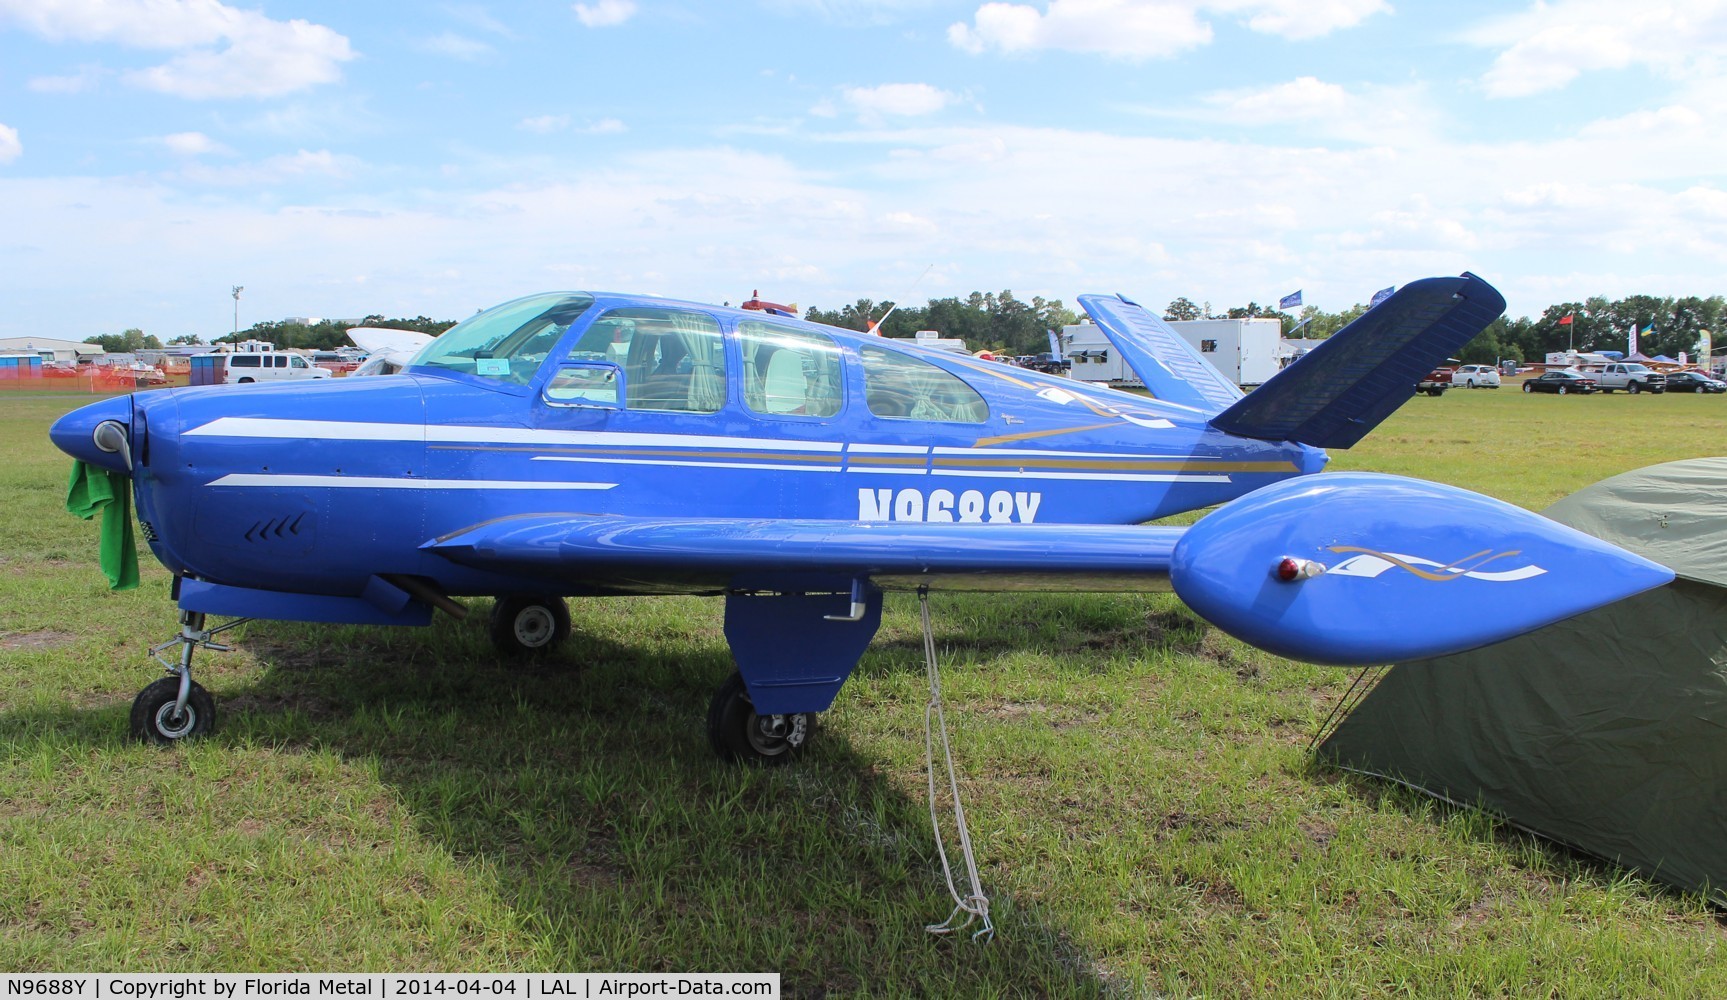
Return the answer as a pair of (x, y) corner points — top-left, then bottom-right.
(860, 345), (989, 423)
(737, 321), (843, 418)
(411, 292), (596, 385)
(566, 306), (726, 413)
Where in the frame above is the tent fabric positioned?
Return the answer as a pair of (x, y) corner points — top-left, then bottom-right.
(1543, 457), (1727, 589)
(1319, 458), (1727, 901)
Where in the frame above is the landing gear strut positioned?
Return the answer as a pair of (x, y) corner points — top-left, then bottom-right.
(706, 671), (812, 764)
(133, 609), (246, 745)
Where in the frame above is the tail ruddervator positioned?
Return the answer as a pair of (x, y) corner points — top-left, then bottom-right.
(1080, 273), (1507, 448)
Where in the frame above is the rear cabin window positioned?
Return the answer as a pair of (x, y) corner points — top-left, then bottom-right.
(738, 321), (843, 418)
(861, 345), (989, 423)
(231, 355), (259, 368)
(566, 307), (726, 413)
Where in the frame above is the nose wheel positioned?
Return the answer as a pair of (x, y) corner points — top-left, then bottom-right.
(489, 595), (572, 655)
(131, 677), (215, 744)
(706, 671), (812, 764)
(133, 609), (246, 746)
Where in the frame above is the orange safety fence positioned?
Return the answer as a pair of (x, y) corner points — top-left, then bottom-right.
(0, 371), (192, 393)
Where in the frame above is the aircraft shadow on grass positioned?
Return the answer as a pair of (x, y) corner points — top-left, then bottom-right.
(1, 609), (1133, 988)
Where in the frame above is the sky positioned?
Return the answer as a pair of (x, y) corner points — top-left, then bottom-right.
(3, 0), (1727, 342)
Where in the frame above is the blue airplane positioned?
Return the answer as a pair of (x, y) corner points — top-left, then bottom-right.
(51, 273), (1672, 758)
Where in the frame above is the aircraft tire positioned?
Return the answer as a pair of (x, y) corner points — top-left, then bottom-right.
(707, 672), (810, 765)
(130, 677), (216, 746)
(489, 595), (571, 655)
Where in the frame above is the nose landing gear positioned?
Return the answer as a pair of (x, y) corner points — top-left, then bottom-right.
(133, 609), (247, 745)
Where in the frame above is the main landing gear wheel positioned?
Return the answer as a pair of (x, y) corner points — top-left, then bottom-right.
(131, 677), (215, 746)
(489, 595), (571, 655)
(707, 672), (811, 765)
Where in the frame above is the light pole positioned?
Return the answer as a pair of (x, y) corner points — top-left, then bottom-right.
(232, 285), (244, 338)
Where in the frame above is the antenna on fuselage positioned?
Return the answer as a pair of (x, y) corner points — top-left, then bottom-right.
(866, 263), (935, 336)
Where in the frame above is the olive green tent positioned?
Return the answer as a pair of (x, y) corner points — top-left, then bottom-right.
(1318, 458), (1727, 899)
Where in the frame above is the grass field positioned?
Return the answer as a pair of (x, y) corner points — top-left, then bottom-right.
(3, 387), (1725, 995)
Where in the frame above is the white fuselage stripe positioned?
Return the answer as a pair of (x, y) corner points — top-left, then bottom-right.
(206, 474), (617, 490)
(532, 456), (843, 474)
(186, 417), (844, 453)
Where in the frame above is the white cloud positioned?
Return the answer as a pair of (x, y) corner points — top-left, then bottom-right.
(572, 0), (636, 27)
(520, 114), (571, 134)
(948, 0), (1385, 57)
(28, 64), (106, 93)
(178, 148), (358, 185)
(518, 116), (626, 134)
(415, 31), (494, 61)
(0, 0), (355, 99)
(1217, 0), (1389, 40)
(158, 130), (231, 155)
(443, 4), (516, 37)
(0, 124), (19, 163)
(1469, 0), (1727, 98)
(842, 83), (956, 117)
(1188, 76), (1434, 146)
(1210, 76), (1352, 122)
(6, 106), (1727, 343)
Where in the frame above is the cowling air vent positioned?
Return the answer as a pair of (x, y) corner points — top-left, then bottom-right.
(245, 512), (309, 543)
(194, 494), (317, 554)
(139, 520), (158, 542)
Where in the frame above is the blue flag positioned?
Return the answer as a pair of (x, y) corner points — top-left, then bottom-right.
(1370, 285), (1394, 307)
(1278, 290), (1302, 310)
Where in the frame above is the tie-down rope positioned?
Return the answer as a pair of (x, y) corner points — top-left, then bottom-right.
(919, 588), (995, 942)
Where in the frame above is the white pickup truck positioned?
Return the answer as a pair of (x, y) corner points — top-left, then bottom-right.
(1592, 363), (1667, 393)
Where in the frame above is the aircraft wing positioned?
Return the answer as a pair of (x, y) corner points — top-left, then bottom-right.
(426, 515), (1181, 592)
(424, 470), (1673, 667)
(1208, 273), (1506, 449)
(1077, 294), (1244, 413)
(347, 327), (435, 366)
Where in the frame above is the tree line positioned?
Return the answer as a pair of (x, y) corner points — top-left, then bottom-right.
(1163, 293), (1725, 366)
(85, 290), (1724, 367)
(83, 315), (456, 354)
(802, 292), (1080, 358)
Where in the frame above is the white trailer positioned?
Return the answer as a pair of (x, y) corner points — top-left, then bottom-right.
(1061, 317), (1283, 388)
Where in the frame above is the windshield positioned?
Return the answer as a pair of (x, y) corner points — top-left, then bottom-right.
(411, 292), (595, 385)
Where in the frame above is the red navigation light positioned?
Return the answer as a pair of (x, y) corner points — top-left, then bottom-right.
(1276, 557), (1302, 582)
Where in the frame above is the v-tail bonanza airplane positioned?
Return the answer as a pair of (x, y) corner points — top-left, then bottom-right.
(53, 273), (1672, 759)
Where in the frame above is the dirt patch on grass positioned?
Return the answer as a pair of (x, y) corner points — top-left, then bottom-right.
(2, 630), (77, 650)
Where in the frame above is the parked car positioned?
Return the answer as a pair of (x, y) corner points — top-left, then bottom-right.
(310, 350), (361, 375)
(1666, 370), (1726, 393)
(1522, 371), (1599, 394)
(1417, 368), (1452, 396)
(1451, 364), (1501, 388)
(1592, 362), (1666, 393)
(221, 350), (333, 384)
(41, 361), (80, 378)
(95, 361), (167, 386)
